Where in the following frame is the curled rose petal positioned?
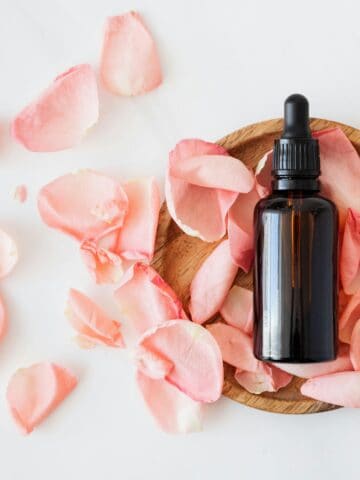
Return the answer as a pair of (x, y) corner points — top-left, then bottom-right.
(100, 12), (162, 96)
(12, 64), (98, 152)
(0, 229), (18, 279)
(166, 139), (254, 241)
(339, 288), (360, 343)
(137, 372), (202, 434)
(275, 343), (352, 378)
(114, 263), (187, 339)
(207, 322), (258, 372)
(189, 239), (238, 324)
(301, 371), (360, 407)
(313, 128), (360, 229)
(0, 295), (7, 341)
(14, 185), (27, 203)
(220, 285), (253, 334)
(340, 209), (360, 295)
(66, 289), (124, 348)
(116, 178), (161, 261)
(7, 363), (77, 434)
(350, 319), (360, 370)
(255, 150), (272, 196)
(135, 346), (174, 379)
(80, 239), (123, 284)
(228, 179), (267, 272)
(235, 364), (292, 394)
(138, 320), (223, 402)
(38, 170), (128, 241)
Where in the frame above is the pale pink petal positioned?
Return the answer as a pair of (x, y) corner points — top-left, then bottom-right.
(66, 288), (124, 348)
(235, 364), (292, 394)
(114, 263), (187, 339)
(313, 128), (360, 229)
(38, 170), (128, 241)
(137, 371), (202, 434)
(255, 150), (272, 196)
(301, 371), (360, 407)
(138, 320), (223, 402)
(74, 335), (96, 349)
(220, 285), (253, 334)
(0, 229), (18, 278)
(135, 346), (174, 379)
(350, 319), (360, 370)
(80, 239), (124, 284)
(0, 295), (7, 341)
(189, 239), (238, 324)
(275, 343), (352, 378)
(227, 183), (266, 271)
(207, 322), (258, 371)
(339, 288), (360, 343)
(166, 139), (254, 242)
(100, 12), (162, 96)
(13, 185), (27, 203)
(7, 362), (77, 434)
(12, 64), (98, 152)
(340, 209), (360, 294)
(115, 178), (161, 261)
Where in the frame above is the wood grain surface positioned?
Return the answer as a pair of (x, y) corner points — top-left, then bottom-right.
(152, 118), (360, 414)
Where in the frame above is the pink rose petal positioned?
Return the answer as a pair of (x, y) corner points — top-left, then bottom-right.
(313, 128), (360, 229)
(227, 179), (267, 271)
(14, 185), (27, 203)
(137, 371), (203, 434)
(255, 150), (272, 196)
(0, 229), (18, 279)
(189, 239), (238, 324)
(235, 364), (292, 394)
(339, 288), (360, 343)
(301, 371), (360, 407)
(66, 289), (124, 348)
(138, 320), (223, 402)
(115, 178), (161, 261)
(100, 12), (162, 96)
(275, 343), (352, 378)
(12, 64), (98, 152)
(166, 139), (254, 241)
(135, 346), (174, 379)
(207, 322), (258, 371)
(220, 285), (253, 334)
(350, 319), (360, 370)
(340, 209), (360, 295)
(114, 263), (187, 339)
(7, 362), (77, 434)
(0, 295), (7, 341)
(80, 239), (124, 284)
(38, 170), (128, 242)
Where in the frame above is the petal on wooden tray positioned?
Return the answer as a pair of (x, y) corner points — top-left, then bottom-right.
(165, 138), (254, 241)
(138, 320), (223, 402)
(189, 239), (238, 324)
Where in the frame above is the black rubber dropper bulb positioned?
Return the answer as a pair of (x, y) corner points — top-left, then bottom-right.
(282, 93), (311, 139)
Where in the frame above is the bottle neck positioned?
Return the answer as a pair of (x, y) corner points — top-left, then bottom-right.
(272, 177), (320, 192)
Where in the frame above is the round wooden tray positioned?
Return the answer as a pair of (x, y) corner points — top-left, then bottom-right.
(152, 118), (360, 414)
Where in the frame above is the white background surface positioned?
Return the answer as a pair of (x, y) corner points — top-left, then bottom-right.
(0, 0), (359, 478)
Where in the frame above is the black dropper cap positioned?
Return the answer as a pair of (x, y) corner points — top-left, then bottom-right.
(272, 94), (320, 187)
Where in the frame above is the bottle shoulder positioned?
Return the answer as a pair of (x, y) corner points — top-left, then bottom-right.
(255, 192), (338, 215)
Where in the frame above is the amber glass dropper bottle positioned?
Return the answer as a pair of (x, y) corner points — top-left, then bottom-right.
(253, 94), (338, 363)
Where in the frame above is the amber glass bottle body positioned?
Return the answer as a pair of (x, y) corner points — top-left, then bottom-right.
(253, 189), (338, 363)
